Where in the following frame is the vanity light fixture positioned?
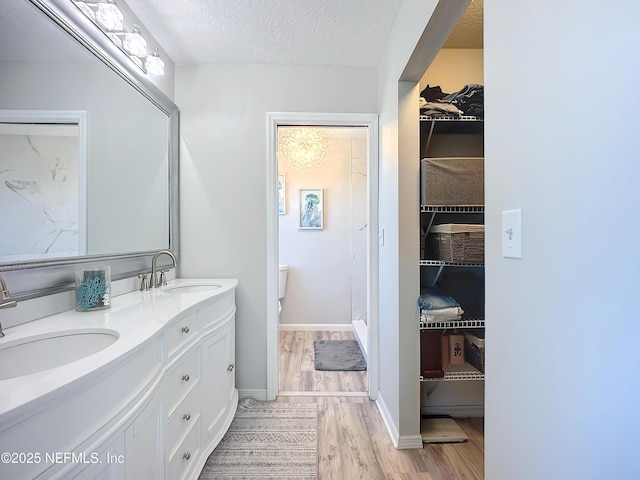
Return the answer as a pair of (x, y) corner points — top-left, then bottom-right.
(122, 25), (147, 57)
(73, 0), (123, 31)
(146, 48), (165, 75)
(71, 1), (165, 76)
(95, 0), (124, 31)
(278, 127), (330, 171)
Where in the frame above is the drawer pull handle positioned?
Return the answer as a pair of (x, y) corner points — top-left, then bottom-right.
(183, 413), (191, 421)
(183, 452), (191, 461)
(227, 363), (235, 372)
(182, 373), (190, 382)
(181, 326), (190, 334)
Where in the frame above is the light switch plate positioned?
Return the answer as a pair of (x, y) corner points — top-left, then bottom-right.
(502, 209), (522, 258)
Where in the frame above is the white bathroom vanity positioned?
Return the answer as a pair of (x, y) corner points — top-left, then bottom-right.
(0, 279), (238, 480)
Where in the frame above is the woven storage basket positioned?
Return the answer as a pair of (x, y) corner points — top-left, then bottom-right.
(428, 224), (484, 262)
(464, 331), (485, 373)
(420, 157), (484, 206)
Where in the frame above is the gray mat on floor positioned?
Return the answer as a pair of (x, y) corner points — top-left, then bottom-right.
(314, 339), (367, 371)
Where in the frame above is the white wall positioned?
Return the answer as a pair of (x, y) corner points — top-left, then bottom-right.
(485, 1), (640, 478)
(175, 64), (377, 394)
(377, 0), (443, 447)
(420, 48), (483, 93)
(278, 128), (367, 327)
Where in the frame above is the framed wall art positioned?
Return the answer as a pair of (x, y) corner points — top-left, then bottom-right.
(299, 188), (323, 230)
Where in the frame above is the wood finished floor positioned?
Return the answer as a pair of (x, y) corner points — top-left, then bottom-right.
(279, 330), (367, 394)
(278, 331), (485, 479)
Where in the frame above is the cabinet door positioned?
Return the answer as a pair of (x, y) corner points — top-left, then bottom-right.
(72, 433), (126, 480)
(124, 388), (163, 480)
(201, 317), (235, 444)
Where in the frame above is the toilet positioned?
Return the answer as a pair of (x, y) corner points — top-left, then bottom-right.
(278, 265), (289, 315)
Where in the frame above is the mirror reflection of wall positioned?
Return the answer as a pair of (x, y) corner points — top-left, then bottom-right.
(0, 0), (170, 265)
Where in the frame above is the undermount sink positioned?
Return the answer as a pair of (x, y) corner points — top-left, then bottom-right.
(162, 283), (222, 294)
(0, 329), (119, 381)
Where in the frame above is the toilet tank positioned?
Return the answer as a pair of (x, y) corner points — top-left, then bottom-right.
(278, 265), (289, 299)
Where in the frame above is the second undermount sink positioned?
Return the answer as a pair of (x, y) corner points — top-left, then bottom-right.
(162, 283), (222, 294)
(0, 329), (119, 381)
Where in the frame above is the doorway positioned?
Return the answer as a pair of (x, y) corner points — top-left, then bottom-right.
(265, 113), (379, 400)
(277, 125), (368, 395)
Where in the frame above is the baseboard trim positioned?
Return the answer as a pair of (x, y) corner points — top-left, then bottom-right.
(238, 389), (268, 401)
(398, 434), (424, 449)
(278, 391), (369, 397)
(352, 320), (368, 361)
(421, 405), (485, 418)
(278, 323), (354, 332)
(376, 393), (424, 449)
(375, 393), (399, 448)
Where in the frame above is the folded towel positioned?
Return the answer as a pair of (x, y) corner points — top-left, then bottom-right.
(418, 287), (461, 311)
(421, 306), (464, 323)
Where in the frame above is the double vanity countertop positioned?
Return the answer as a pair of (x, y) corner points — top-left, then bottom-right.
(0, 278), (238, 423)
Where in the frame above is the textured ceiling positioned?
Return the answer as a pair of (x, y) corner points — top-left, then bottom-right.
(443, 0), (483, 48)
(124, 0), (404, 67)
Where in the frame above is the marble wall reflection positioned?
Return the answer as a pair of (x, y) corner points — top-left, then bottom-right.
(0, 124), (80, 262)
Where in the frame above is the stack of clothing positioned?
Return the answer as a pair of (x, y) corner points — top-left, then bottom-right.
(418, 287), (464, 322)
(419, 84), (484, 119)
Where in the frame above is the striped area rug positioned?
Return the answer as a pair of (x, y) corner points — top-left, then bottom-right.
(199, 399), (318, 479)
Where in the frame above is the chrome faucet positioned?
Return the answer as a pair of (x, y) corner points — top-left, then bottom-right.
(0, 274), (18, 338)
(150, 250), (178, 289)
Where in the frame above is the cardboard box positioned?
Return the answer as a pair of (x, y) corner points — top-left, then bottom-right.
(448, 334), (465, 365)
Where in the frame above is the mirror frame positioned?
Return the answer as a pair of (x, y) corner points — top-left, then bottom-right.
(0, 0), (180, 301)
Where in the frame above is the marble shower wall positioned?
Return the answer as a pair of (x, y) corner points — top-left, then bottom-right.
(0, 127), (80, 262)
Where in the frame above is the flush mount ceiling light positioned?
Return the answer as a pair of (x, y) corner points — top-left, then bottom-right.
(278, 127), (330, 171)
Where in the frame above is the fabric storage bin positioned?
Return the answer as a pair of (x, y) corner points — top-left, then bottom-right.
(420, 157), (484, 206)
(428, 224), (484, 262)
(464, 330), (485, 373)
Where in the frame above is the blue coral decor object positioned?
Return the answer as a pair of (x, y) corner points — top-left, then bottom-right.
(75, 268), (111, 312)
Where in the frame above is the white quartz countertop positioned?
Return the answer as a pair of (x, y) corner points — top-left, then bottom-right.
(0, 278), (238, 421)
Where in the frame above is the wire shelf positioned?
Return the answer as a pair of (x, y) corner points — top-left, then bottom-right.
(420, 363), (484, 382)
(420, 260), (484, 268)
(421, 205), (484, 213)
(419, 318), (485, 330)
(419, 115), (482, 122)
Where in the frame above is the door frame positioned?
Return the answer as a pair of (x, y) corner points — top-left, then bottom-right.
(265, 112), (379, 400)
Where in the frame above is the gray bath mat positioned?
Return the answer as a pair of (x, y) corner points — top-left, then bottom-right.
(314, 340), (367, 371)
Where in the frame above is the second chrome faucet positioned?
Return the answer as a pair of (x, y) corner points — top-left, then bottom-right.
(139, 250), (178, 291)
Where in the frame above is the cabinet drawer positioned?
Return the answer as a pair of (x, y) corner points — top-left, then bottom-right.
(167, 383), (200, 454)
(199, 291), (235, 329)
(165, 349), (200, 415)
(167, 418), (201, 480)
(166, 314), (200, 358)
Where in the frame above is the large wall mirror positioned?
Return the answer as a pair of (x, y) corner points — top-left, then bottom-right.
(0, 0), (179, 301)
